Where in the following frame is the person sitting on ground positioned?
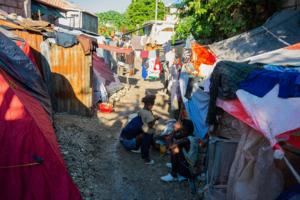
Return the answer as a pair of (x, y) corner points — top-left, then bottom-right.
(139, 94), (160, 165)
(161, 119), (198, 182)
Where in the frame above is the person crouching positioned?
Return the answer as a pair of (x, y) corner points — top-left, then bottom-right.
(161, 119), (197, 182)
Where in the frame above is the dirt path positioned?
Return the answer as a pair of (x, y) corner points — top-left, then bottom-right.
(54, 78), (200, 200)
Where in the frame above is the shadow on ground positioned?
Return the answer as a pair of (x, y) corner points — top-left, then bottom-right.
(54, 78), (200, 200)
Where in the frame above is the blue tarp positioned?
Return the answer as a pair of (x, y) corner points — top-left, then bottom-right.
(179, 71), (209, 139)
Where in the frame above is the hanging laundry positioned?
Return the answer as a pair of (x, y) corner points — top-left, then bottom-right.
(131, 36), (143, 50)
(149, 50), (156, 59)
(191, 43), (216, 73)
(55, 32), (78, 48)
(77, 34), (97, 55)
(141, 50), (149, 59)
(207, 61), (261, 125)
(240, 69), (300, 98)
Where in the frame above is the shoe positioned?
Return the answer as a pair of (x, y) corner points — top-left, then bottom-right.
(160, 173), (177, 182)
(166, 162), (172, 169)
(177, 174), (187, 182)
(130, 148), (141, 153)
(144, 159), (155, 165)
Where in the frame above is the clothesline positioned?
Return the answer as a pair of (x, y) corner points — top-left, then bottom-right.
(98, 44), (133, 55)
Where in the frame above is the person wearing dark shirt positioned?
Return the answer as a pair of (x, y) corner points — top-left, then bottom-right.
(161, 119), (196, 182)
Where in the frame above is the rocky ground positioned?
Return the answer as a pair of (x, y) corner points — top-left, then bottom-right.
(54, 77), (201, 200)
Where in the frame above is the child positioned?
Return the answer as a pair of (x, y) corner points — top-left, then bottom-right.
(139, 95), (159, 165)
(161, 119), (198, 182)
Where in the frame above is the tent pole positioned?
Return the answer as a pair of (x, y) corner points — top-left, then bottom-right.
(283, 156), (300, 183)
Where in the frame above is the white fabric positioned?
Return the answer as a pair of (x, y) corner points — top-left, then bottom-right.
(165, 50), (175, 66)
(200, 63), (214, 78)
(246, 48), (300, 66)
(226, 125), (283, 200)
(147, 58), (160, 78)
(236, 85), (300, 146)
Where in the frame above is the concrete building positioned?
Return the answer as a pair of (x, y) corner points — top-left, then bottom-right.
(32, 0), (98, 34)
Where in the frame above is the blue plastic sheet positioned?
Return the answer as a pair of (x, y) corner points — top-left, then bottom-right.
(179, 71), (209, 139)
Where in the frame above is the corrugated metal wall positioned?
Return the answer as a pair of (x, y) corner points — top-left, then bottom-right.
(14, 29), (43, 53)
(0, 20), (93, 116)
(49, 44), (93, 116)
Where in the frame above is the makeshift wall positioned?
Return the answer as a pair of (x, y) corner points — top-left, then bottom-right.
(0, 0), (31, 17)
(49, 43), (93, 116)
(14, 29), (43, 53)
(204, 113), (284, 200)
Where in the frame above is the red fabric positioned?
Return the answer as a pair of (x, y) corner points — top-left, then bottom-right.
(217, 98), (300, 150)
(15, 41), (39, 70)
(286, 135), (300, 149)
(191, 43), (216, 72)
(141, 50), (149, 59)
(154, 57), (162, 73)
(285, 43), (300, 50)
(0, 69), (82, 200)
(98, 44), (133, 55)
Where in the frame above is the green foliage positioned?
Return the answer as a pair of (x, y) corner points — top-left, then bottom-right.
(124, 0), (166, 31)
(97, 11), (126, 35)
(175, 0), (279, 42)
(173, 16), (194, 40)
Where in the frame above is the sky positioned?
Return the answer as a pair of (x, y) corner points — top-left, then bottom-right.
(71, 0), (177, 14)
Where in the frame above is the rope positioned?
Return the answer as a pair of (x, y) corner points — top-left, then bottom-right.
(262, 26), (291, 46)
(0, 162), (40, 169)
(283, 156), (300, 184)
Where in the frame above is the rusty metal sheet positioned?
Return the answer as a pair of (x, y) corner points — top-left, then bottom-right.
(13, 30), (43, 52)
(49, 44), (92, 116)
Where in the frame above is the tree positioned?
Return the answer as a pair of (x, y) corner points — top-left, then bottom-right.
(175, 0), (280, 43)
(97, 11), (126, 35)
(124, 0), (166, 31)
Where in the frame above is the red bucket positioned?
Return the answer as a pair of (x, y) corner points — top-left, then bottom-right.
(98, 103), (113, 113)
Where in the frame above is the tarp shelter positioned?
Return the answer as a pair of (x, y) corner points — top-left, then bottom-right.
(92, 53), (123, 104)
(0, 32), (52, 116)
(209, 9), (300, 61)
(179, 71), (210, 139)
(247, 43), (300, 66)
(215, 43), (300, 150)
(0, 36), (82, 199)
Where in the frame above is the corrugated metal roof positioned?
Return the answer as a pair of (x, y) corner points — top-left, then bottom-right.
(34, 0), (97, 16)
(34, 0), (79, 11)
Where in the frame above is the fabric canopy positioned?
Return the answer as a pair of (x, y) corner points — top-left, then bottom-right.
(92, 54), (123, 98)
(216, 97), (300, 150)
(247, 43), (300, 66)
(0, 69), (82, 200)
(209, 9), (300, 61)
